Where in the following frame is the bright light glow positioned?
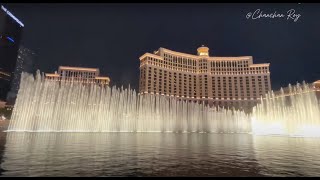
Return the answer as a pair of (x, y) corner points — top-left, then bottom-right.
(294, 125), (320, 137)
(1, 5), (24, 27)
(251, 117), (286, 136)
(199, 52), (208, 56)
(252, 82), (320, 137)
(0, 115), (6, 121)
(6, 36), (14, 43)
(59, 66), (98, 72)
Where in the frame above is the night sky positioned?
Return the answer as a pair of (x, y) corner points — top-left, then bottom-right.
(3, 3), (320, 91)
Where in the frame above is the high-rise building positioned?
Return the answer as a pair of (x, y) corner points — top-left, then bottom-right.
(139, 46), (271, 110)
(0, 5), (24, 101)
(6, 46), (37, 105)
(45, 66), (111, 85)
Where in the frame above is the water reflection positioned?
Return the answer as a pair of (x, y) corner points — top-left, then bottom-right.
(0, 132), (320, 176)
(253, 136), (320, 176)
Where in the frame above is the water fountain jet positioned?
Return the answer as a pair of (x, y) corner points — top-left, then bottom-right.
(7, 71), (251, 133)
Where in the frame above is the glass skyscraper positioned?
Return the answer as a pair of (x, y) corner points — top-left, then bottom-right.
(6, 46), (37, 105)
(0, 5), (24, 101)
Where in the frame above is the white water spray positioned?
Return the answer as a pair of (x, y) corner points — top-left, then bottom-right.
(7, 71), (251, 133)
(252, 82), (320, 137)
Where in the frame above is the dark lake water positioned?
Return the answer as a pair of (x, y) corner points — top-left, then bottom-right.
(0, 132), (320, 176)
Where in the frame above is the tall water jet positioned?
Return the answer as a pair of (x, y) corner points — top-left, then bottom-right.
(8, 71), (251, 133)
(252, 82), (320, 137)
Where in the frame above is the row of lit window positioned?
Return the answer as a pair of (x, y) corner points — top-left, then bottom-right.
(162, 53), (250, 68)
(59, 70), (98, 79)
(145, 87), (266, 99)
(145, 79), (268, 94)
(143, 81), (268, 92)
(142, 60), (269, 74)
(148, 86), (267, 97)
(143, 70), (269, 82)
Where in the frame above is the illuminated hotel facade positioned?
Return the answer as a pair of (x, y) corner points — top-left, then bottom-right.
(139, 46), (271, 109)
(45, 66), (110, 86)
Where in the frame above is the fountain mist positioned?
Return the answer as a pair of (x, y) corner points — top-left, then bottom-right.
(252, 82), (320, 137)
(7, 71), (251, 133)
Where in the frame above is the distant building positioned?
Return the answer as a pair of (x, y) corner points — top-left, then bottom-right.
(6, 46), (37, 105)
(272, 80), (320, 97)
(264, 80), (320, 109)
(139, 46), (271, 110)
(313, 80), (320, 99)
(45, 66), (110, 86)
(313, 80), (320, 89)
(0, 5), (24, 101)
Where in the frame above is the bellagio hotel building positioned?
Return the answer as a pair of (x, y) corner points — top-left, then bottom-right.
(139, 46), (271, 110)
(45, 66), (110, 86)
